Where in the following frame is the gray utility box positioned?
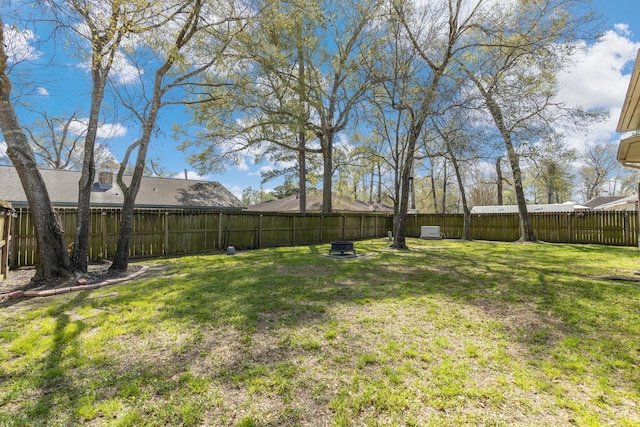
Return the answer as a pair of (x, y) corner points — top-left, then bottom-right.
(420, 226), (441, 240)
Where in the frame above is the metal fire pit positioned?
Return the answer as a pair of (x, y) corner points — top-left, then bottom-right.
(329, 240), (356, 257)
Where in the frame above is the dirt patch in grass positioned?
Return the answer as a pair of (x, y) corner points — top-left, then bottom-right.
(0, 261), (147, 295)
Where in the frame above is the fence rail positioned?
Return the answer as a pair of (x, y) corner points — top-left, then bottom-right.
(8, 208), (639, 268)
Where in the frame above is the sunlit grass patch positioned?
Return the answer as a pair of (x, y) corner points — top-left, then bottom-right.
(1, 238), (639, 425)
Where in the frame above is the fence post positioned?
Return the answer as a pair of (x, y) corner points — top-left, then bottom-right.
(342, 215), (346, 240)
(0, 200), (12, 281)
(101, 211), (107, 258)
(375, 215), (379, 238)
(292, 216), (296, 246)
(164, 212), (170, 255)
(258, 214), (263, 249)
(217, 212), (223, 250)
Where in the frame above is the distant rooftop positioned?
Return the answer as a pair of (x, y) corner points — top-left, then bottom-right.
(0, 166), (245, 210)
(471, 202), (589, 214)
(582, 196), (627, 210)
(247, 189), (393, 213)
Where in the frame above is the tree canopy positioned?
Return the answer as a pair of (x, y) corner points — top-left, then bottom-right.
(1, 0), (627, 282)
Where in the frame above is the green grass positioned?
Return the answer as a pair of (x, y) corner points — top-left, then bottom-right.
(1, 238), (639, 426)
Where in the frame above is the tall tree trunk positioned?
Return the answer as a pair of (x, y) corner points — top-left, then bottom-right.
(376, 162), (382, 203)
(441, 159), (447, 214)
(496, 156), (504, 205)
(392, 163), (412, 249)
(110, 108), (157, 271)
(447, 147), (471, 241)
(110, 188), (135, 271)
(504, 137), (536, 241)
(297, 34), (307, 214)
(472, 79), (536, 242)
(410, 171), (416, 210)
(110, 135), (152, 272)
(110, 0), (205, 271)
(72, 77), (104, 272)
(69, 1), (125, 273)
(430, 165), (438, 214)
(321, 134), (333, 213)
(368, 164), (373, 202)
(392, 121), (420, 249)
(298, 132), (307, 214)
(0, 26), (75, 284)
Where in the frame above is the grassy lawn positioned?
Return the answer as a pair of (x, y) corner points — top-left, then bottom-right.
(1, 238), (639, 426)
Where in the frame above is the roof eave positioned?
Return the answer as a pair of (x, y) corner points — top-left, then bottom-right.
(617, 133), (640, 168)
(617, 49), (640, 133)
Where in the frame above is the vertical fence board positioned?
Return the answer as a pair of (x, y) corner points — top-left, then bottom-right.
(0, 201), (12, 281)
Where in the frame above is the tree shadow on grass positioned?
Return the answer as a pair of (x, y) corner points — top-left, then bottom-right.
(2, 292), (88, 426)
(2, 239), (639, 425)
(120, 241), (636, 338)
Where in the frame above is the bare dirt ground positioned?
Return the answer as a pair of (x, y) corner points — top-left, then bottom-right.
(0, 262), (145, 295)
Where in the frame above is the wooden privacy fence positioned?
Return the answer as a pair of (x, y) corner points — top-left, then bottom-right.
(10, 208), (395, 268)
(9, 208), (639, 268)
(404, 211), (639, 245)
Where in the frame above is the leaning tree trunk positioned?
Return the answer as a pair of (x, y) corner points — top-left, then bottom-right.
(73, 68), (110, 272)
(110, 137), (150, 272)
(448, 150), (472, 241)
(496, 156), (504, 206)
(110, 62), (164, 271)
(110, 131), (153, 272)
(72, 79), (103, 273)
(504, 136), (537, 241)
(478, 85), (537, 242)
(0, 23), (75, 284)
(110, 185), (136, 272)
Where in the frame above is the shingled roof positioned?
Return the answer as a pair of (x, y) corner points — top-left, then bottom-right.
(246, 189), (393, 212)
(582, 196), (627, 210)
(0, 166), (245, 210)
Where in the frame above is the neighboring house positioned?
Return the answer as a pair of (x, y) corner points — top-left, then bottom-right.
(617, 49), (640, 167)
(588, 194), (637, 211)
(247, 189), (393, 212)
(0, 165), (245, 210)
(471, 201), (590, 214)
(582, 196), (628, 210)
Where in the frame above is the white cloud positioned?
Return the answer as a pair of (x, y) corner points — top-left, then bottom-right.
(226, 184), (243, 200)
(36, 87), (49, 96)
(557, 27), (640, 111)
(236, 159), (250, 171)
(554, 25), (640, 152)
(67, 119), (127, 139)
(274, 159), (296, 170)
(173, 170), (208, 180)
(2, 24), (42, 63)
(96, 123), (127, 139)
(614, 23), (631, 37)
(77, 50), (141, 85)
(0, 141), (7, 159)
(110, 51), (142, 85)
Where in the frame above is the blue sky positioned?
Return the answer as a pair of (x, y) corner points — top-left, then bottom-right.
(2, 0), (640, 200)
